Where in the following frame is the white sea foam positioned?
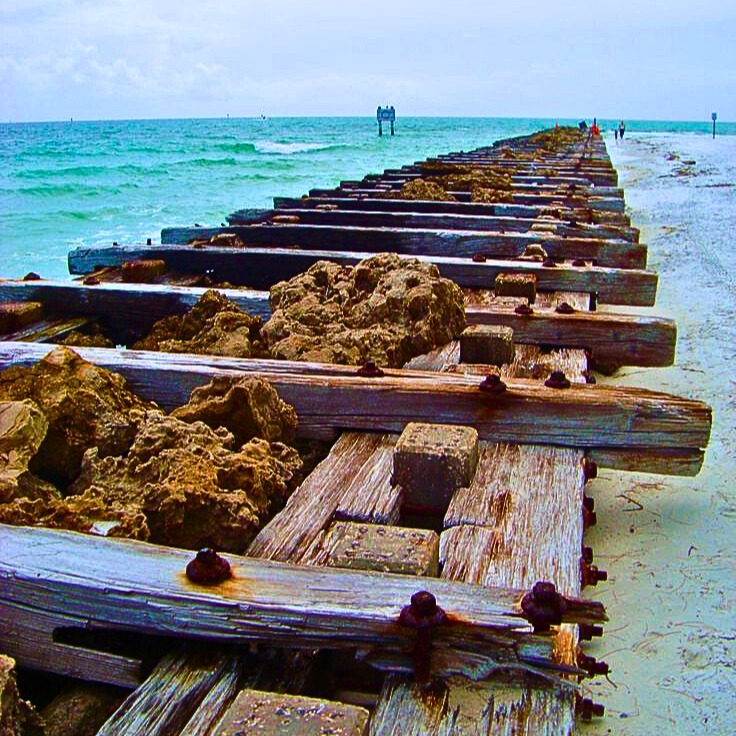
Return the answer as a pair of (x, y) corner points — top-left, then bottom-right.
(253, 141), (343, 155)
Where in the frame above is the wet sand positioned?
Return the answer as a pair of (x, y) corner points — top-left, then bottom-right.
(586, 132), (735, 734)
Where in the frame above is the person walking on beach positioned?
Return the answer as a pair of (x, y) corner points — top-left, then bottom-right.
(619, 120), (626, 139)
(614, 127), (619, 142)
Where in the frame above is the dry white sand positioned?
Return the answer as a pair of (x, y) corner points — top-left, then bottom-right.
(583, 132), (735, 734)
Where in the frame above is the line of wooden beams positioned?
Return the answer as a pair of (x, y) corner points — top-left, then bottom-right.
(66, 245), (657, 306)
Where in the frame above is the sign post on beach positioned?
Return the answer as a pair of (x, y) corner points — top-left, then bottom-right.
(712, 112), (717, 139)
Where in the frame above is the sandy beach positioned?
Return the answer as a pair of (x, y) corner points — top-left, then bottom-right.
(585, 132), (735, 734)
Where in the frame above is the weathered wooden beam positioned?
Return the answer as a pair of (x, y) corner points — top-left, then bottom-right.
(0, 525), (605, 674)
(159, 223), (645, 270)
(0, 343), (711, 453)
(228, 206), (639, 243)
(67, 245), (658, 306)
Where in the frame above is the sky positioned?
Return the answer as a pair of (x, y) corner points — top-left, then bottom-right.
(1, 0), (734, 123)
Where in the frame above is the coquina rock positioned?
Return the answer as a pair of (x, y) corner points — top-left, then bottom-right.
(133, 289), (263, 358)
(262, 253), (467, 367)
(0, 347), (151, 487)
(172, 375), (297, 447)
(67, 410), (302, 552)
(0, 655), (45, 736)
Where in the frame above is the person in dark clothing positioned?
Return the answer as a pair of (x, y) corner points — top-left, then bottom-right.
(619, 120), (626, 139)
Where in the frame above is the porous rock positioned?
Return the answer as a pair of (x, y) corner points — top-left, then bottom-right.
(0, 655), (45, 736)
(60, 329), (115, 349)
(172, 375), (297, 446)
(262, 253), (466, 367)
(41, 684), (125, 736)
(132, 289), (263, 358)
(68, 410), (302, 552)
(380, 179), (456, 201)
(0, 400), (57, 505)
(0, 347), (151, 486)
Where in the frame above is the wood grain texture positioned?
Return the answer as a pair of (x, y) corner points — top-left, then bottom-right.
(67, 245), (658, 306)
(0, 343), (710, 453)
(0, 524), (607, 676)
(159, 222), (645, 270)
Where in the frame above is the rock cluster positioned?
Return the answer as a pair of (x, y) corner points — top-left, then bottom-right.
(261, 253), (467, 367)
(380, 179), (456, 201)
(132, 289), (264, 358)
(0, 348), (302, 554)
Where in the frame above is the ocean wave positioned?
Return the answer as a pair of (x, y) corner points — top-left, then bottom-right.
(215, 142), (258, 154)
(253, 141), (347, 155)
(188, 157), (239, 167)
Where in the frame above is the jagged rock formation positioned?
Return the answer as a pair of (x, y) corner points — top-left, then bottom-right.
(380, 179), (456, 201)
(68, 411), (302, 552)
(262, 253), (466, 367)
(172, 375), (297, 447)
(0, 656), (45, 736)
(60, 329), (115, 349)
(132, 289), (264, 358)
(0, 347), (151, 487)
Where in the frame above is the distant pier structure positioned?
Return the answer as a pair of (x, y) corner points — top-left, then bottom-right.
(377, 106), (396, 136)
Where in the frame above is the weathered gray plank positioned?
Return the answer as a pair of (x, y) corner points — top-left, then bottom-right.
(0, 343), (711, 453)
(67, 245), (658, 306)
(158, 223), (644, 269)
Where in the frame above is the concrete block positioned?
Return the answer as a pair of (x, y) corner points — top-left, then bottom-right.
(494, 272), (537, 302)
(393, 423), (479, 509)
(211, 689), (369, 736)
(459, 325), (515, 366)
(318, 521), (439, 576)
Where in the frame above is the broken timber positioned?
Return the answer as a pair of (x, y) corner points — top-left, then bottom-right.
(0, 524), (605, 677)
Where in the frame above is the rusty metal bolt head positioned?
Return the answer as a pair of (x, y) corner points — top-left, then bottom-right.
(583, 458), (598, 481)
(583, 495), (595, 513)
(472, 253), (487, 263)
(23, 272), (41, 281)
(577, 652), (611, 678)
(581, 562), (608, 588)
(520, 581), (568, 632)
(542, 258), (557, 268)
(555, 301), (575, 314)
(544, 370), (571, 389)
(571, 259), (587, 267)
(186, 548), (232, 585)
(582, 506), (598, 529)
(575, 695), (605, 721)
(399, 590), (448, 630)
(356, 360), (385, 378)
(479, 373), (507, 394)
(582, 546), (594, 565)
(582, 370), (597, 384)
(514, 303), (534, 316)
(578, 623), (604, 641)
(83, 276), (100, 286)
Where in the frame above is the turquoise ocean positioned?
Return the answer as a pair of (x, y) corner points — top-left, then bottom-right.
(1, 116), (733, 281)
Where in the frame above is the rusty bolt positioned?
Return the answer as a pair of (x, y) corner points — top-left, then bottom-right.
(571, 259), (587, 267)
(555, 301), (575, 314)
(544, 370), (571, 389)
(577, 652), (611, 678)
(520, 581), (568, 633)
(356, 360), (385, 378)
(582, 505), (597, 529)
(578, 623), (604, 641)
(399, 590), (447, 683)
(479, 373), (507, 394)
(514, 303), (534, 316)
(575, 695), (605, 721)
(83, 276), (100, 286)
(542, 258), (557, 268)
(582, 369), (597, 384)
(186, 548), (232, 585)
(23, 272), (41, 281)
(581, 561), (608, 588)
(581, 546), (594, 565)
(583, 458), (598, 481)
(472, 253), (487, 263)
(583, 495), (595, 513)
